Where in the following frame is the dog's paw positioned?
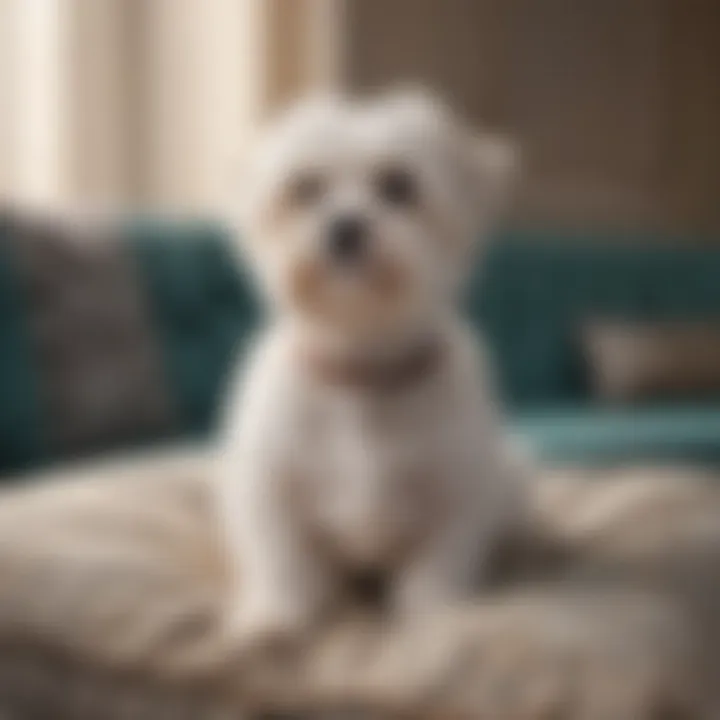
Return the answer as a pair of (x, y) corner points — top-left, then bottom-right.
(225, 602), (309, 665)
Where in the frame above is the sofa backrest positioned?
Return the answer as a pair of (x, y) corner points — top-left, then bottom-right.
(473, 230), (720, 407)
(3, 213), (720, 476)
(132, 223), (720, 417)
(126, 218), (259, 437)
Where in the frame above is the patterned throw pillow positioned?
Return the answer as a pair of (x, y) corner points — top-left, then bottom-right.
(5, 210), (176, 459)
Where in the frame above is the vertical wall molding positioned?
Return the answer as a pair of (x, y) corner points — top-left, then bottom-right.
(2, 0), (66, 206)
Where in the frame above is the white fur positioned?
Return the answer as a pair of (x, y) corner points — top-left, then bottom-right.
(218, 90), (524, 651)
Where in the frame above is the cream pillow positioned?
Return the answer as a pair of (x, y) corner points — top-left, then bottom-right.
(582, 321), (720, 402)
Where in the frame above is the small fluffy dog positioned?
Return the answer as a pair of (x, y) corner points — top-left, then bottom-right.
(219, 90), (525, 652)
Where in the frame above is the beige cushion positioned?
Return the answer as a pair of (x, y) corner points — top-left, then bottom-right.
(0, 449), (713, 717)
(583, 321), (720, 402)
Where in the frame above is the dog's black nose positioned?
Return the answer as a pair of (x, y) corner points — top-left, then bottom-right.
(327, 215), (366, 263)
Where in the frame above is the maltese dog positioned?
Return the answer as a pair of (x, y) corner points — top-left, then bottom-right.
(218, 89), (526, 654)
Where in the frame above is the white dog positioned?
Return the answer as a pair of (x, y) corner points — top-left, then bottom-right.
(219, 90), (526, 653)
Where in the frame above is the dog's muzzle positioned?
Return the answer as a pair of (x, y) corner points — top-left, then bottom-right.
(326, 214), (367, 265)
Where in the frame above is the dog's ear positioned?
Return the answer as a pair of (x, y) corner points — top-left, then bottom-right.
(462, 131), (520, 234)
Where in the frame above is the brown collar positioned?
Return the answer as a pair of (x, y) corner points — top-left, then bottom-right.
(302, 337), (444, 393)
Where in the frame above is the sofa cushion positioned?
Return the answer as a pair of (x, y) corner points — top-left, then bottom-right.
(514, 405), (720, 466)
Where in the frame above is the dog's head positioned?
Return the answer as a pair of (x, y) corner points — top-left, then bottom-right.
(237, 90), (517, 340)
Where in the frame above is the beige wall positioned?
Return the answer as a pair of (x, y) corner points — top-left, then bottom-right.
(66, 0), (254, 210)
(341, 0), (720, 234)
(0, 0), (340, 210)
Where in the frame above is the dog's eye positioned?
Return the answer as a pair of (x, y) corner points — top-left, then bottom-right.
(375, 167), (417, 207)
(287, 172), (325, 208)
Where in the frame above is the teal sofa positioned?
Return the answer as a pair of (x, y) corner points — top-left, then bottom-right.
(2, 212), (720, 476)
(475, 234), (720, 464)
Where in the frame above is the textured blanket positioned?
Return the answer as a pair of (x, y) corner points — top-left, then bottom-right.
(0, 451), (719, 718)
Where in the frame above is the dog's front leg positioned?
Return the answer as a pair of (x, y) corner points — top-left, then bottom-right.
(221, 461), (332, 656)
(393, 507), (488, 615)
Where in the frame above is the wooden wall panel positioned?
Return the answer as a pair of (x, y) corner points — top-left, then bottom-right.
(345, 0), (506, 126)
(342, 0), (720, 234)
